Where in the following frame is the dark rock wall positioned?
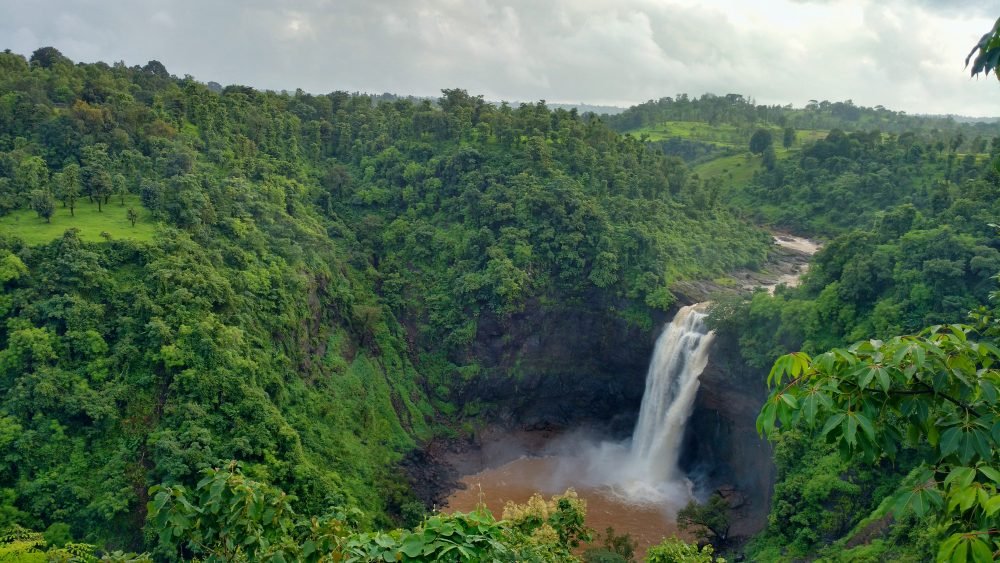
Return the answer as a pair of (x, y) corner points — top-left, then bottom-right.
(460, 298), (666, 435)
(681, 331), (774, 537)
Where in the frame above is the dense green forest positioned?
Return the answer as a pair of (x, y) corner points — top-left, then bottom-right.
(0, 47), (771, 559)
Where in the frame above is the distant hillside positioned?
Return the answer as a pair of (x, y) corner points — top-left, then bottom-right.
(607, 93), (1000, 140)
(488, 100), (626, 115)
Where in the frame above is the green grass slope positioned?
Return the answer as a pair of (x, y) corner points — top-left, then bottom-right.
(0, 195), (156, 244)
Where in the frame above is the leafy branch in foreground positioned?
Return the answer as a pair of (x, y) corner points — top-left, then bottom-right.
(967, 17), (1000, 79)
(645, 537), (726, 563)
(148, 461), (594, 562)
(758, 324), (1000, 562)
(0, 523), (151, 561)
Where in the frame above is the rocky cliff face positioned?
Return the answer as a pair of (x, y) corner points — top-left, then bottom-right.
(681, 331), (774, 538)
(459, 297), (665, 434)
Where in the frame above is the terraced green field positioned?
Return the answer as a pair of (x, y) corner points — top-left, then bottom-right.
(0, 195), (157, 245)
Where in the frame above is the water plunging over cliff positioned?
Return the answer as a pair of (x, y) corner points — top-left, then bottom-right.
(628, 303), (715, 485)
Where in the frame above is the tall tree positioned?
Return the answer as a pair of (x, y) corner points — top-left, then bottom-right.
(30, 189), (55, 223)
(113, 173), (127, 205)
(782, 127), (796, 149)
(28, 46), (71, 69)
(82, 144), (112, 211)
(89, 169), (112, 212)
(749, 128), (773, 155)
(15, 156), (48, 196)
(54, 163), (81, 216)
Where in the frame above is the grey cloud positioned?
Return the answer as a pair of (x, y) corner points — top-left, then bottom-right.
(0, 0), (996, 116)
(792, 0), (994, 16)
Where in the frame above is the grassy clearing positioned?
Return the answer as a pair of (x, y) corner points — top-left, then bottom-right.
(630, 121), (745, 146)
(693, 152), (761, 185)
(629, 120), (828, 150)
(0, 195), (157, 245)
(626, 120), (831, 187)
(793, 128), (828, 145)
(692, 145), (810, 185)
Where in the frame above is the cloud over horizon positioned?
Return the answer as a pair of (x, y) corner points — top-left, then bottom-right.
(2, 0), (998, 116)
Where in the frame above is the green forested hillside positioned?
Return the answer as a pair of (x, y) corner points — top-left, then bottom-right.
(608, 95), (1000, 195)
(607, 93), (1000, 139)
(711, 131), (1000, 362)
(732, 129), (997, 235)
(0, 47), (769, 554)
(687, 100), (1000, 561)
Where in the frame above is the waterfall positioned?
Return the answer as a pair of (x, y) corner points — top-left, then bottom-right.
(628, 303), (715, 484)
(462, 302), (718, 508)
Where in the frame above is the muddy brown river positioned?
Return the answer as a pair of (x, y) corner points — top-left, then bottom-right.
(444, 454), (687, 557)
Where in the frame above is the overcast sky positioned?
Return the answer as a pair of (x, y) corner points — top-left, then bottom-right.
(3, 0), (998, 116)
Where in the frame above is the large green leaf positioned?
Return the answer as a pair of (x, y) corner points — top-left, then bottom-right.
(820, 412), (846, 438)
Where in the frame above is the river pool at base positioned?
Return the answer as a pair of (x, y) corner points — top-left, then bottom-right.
(444, 455), (685, 557)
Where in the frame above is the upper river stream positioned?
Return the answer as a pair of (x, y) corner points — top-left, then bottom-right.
(443, 234), (820, 557)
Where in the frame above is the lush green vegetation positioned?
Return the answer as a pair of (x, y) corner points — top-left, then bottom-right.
(1, 462), (717, 562)
(758, 320), (1000, 562)
(0, 46), (771, 558)
(145, 462), (593, 561)
(609, 95), (999, 200)
(708, 136), (1000, 363)
(699, 131), (1000, 560)
(630, 120), (824, 154)
(731, 129), (997, 236)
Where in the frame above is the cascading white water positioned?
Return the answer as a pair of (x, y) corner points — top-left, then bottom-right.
(627, 303), (715, 485)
